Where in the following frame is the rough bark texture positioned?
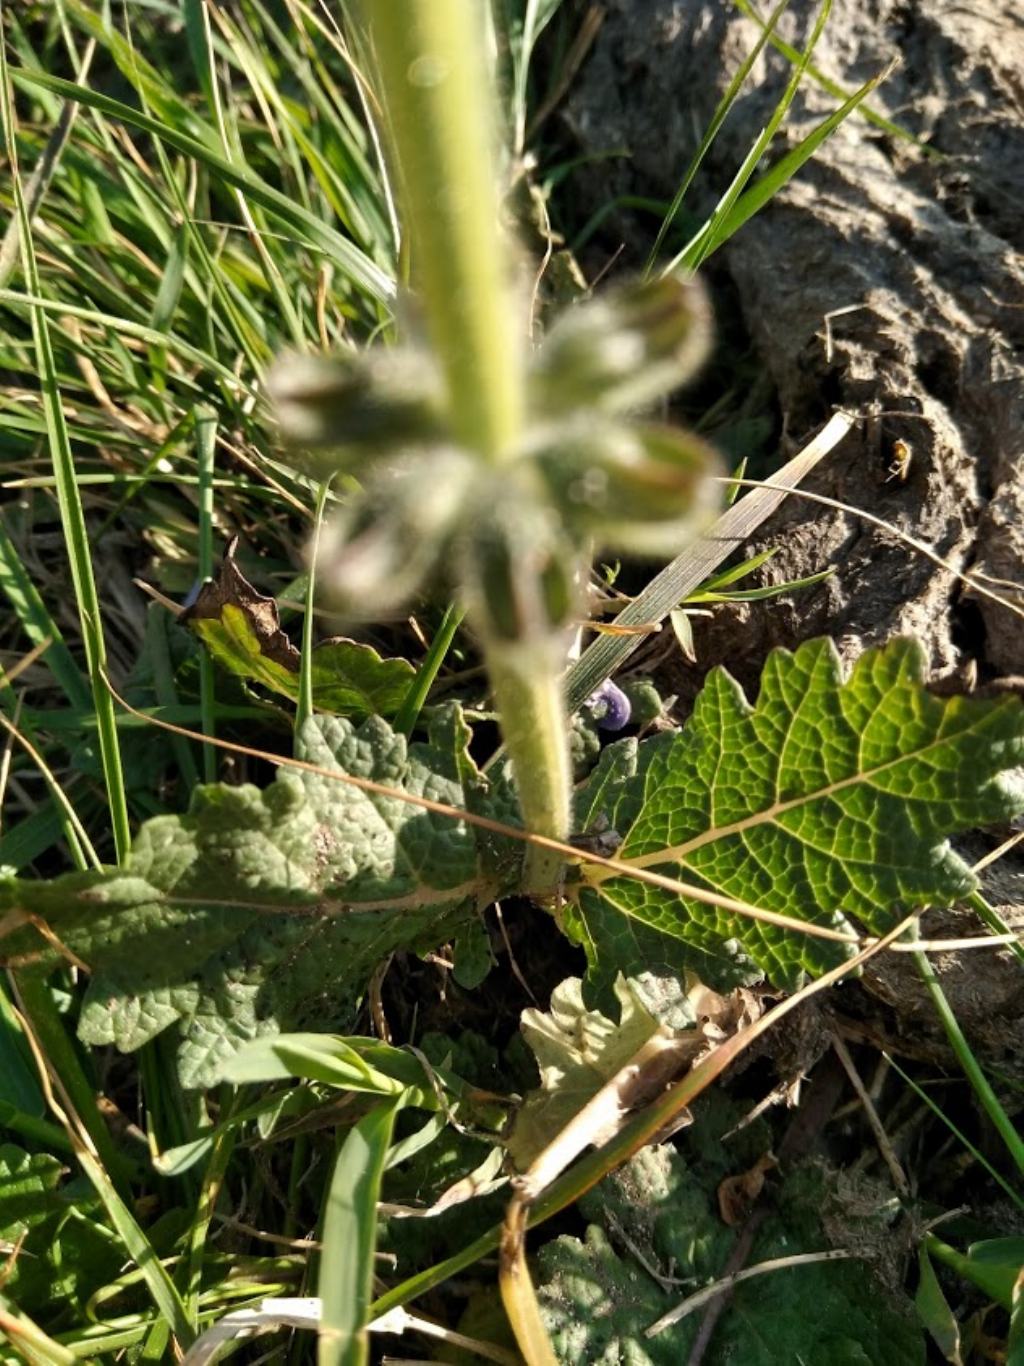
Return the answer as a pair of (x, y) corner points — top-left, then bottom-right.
(564, 0), (1024, 1050)
(565, 0), (1024, 685)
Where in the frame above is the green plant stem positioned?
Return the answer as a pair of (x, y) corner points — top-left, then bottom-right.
(488, 654), (571, 893)
(364, 0), (524, 461)
(365, 0), (570, 860)
(911, 945), (1024, 1180)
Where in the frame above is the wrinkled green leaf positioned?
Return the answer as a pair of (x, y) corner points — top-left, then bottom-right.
(0, 707), (504, 1088)
(569, 637), (1024, 997)
(536, 1131), (925, 1364)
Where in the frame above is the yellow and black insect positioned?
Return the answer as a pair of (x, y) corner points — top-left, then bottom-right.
(885, 438), (912, 483)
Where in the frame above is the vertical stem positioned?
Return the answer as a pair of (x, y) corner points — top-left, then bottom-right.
(195, 408), (217, 783)
(365, 0), (524, 461)
(489, 656), (571, 894)
(363, 0), (571, 876)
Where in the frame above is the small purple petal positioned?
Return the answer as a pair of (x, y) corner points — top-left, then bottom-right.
(181, 579), (203, 611)
(586, 679), (632, 731)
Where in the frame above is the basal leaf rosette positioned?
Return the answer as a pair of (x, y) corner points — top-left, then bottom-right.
(568, 637), (1024, 999)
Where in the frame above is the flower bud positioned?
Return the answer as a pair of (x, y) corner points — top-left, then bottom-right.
(459, 481), (585, 660)
(267, 346), (445, 470)
(531, 273), (712, 417)
(535, 420), (718, 556)
(315, 449), (473, 617)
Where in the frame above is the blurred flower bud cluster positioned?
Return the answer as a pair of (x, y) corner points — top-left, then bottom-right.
(269, 273), (718, 661)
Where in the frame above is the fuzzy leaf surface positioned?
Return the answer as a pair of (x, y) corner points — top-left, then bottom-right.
(536, 1129), (925, 1364)
(569, 637), (1024, 995)
(0, 708), (502, 1087)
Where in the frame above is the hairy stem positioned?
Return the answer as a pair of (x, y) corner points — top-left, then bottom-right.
(365, 0), (571, 873)
(489, 655), (571, 894)
(365, 0), (524, 461)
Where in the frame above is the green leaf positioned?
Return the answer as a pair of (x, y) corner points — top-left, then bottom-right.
(0, 707), (503, 1088)
(915, 1245), (963, 1364)
(184, 547), (415, 717)
(0, 1145), (121, 1320)
(569, 637), (1024, 994)
(506, 976), (661, 1171)
(535, 1126), (925, 1365)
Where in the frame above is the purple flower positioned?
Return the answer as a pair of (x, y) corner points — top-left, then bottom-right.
(586, 679), (632, 731)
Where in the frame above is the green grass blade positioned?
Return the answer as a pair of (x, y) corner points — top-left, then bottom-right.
(0, 35), (131, 861)
(704, 60), (891, 255)
(393, 601), (464, 737)
(967, 890), (1024, 969)
(0, 289), (255, 395)
(885, 1053), (1024, 1213)
(12, 973), (129, 1194)
(664, 0), (832, 277)
(644, 0), (791, 274)
(195, 408), (218, 783)
(0, 1292), (77, 1366)
(11, 68), (395, 305)
(318, 1098), (401, 1366)
(912, 945), (1024, 1183)
(0, 514), (92, 711)
(142, 606), (200, 792)
(731, 0), (933, 152)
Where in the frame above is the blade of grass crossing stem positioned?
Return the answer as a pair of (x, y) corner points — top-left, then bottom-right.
(702, 61), (892, 258)
(911, 943), (1024, 1182)
(665, 0), (832, 276)
(0, 32), (131, 862)
(297, 480), (335, 737)
(393, 602), (465, 736)
(644, 0), (791, 274)
(13, 974), (130, 1196)
(319, 1098), (402, 1366)
(968, 890), (1024, 969)
(565, 410), (853, 712)
(14, 978), (196, 1352)
(196, 408), (217, 782)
